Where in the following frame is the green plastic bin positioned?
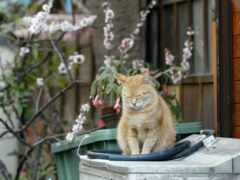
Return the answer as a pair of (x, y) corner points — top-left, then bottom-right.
(51, 122), (202, 180)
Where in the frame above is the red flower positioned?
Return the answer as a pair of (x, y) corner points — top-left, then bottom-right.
(113, 97), (121, 113)
(92, 95), (104, 108)
(96, 119), (106, 128)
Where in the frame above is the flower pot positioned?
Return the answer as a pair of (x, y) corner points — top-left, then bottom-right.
(97, 106), (120, 128)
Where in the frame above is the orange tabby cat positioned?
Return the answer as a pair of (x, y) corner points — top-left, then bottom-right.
(116, 74), (176, 155)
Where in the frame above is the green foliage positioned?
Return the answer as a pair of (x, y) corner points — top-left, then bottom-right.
(163, 93), (183, 122)
(90, 58), (161, 106)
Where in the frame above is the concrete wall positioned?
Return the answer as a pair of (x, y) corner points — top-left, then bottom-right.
(0, 39), (18, 177)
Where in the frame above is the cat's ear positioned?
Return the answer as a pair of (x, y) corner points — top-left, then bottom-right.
(116, 74), (127, 84)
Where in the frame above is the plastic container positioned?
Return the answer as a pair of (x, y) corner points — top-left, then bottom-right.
(51, 122), (202, 180)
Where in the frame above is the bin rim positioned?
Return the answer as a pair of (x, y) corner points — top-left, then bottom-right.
(51, 128), (117, 153)
(51, 122), (202, 154)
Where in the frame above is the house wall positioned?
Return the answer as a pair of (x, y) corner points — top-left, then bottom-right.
(232, 0), (240, 137)
(0, 40), (18, 177)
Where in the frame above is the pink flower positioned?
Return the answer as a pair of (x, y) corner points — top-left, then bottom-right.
(165, 49), (175, 65)
(114, 97), (121, 113)
(115, 107), (121, 114)
(92, 95), (104, 108)
(96, 119), (106, 128)
(119, 38), (134, 54)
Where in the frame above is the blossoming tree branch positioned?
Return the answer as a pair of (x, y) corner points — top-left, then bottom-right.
(0, 0), (96, 179)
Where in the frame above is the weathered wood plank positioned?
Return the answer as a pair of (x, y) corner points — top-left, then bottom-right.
(233, 104), (240, 126)
(233, 59), (240, 80)
(211, 21), (218, 134)
(233, 0), (240, 12)
(181, 85), (202, 122)
(233, 126), (240, 138)
(233, 12), (240, 35)
(233, 35), (240, 58)
(202, 85), (214, 129)
(233, 81), (240, 103)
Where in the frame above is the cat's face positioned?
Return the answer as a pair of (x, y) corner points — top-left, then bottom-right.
(117, 74), (157, 111)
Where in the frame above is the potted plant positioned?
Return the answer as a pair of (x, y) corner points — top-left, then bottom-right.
(88, 0), (194, 128)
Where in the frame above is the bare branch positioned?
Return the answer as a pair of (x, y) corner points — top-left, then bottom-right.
(0, 119), (32, 148)
(49, 37), (74, 81)
(18, 80), (82, 133)
(0, 159), (12, 180)
(17, 33), (66, 80)
(0, 131), (9, 138)
(14, 148), (34, 180)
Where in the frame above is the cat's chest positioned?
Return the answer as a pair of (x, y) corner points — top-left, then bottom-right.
(128, 113), (156, 129)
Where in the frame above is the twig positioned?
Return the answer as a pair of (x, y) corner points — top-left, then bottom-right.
(0, 131), (9, 138)
(0, 58), (18, 127)
(0, 159), (12, 180)
(49, 36), (74, 81)
(17, 33), (66, 80)
(14, 148), (34, 180)
(17, 51), (51, 80)
(32, 133), (66, 147)
(17, 80), (80, 133)
(35, 88), (44, 113)
(0, 118), (32, 148)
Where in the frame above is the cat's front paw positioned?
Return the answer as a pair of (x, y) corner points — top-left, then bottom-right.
(141, 149), (151, 154)
(131, 151), (140, 155)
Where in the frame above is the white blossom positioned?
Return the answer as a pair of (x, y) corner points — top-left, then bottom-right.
(151, 0), (157, 6)
(132, 59), (144, 70)
(136, 22), (143, 28)
(165, 49), (175, 65)
(81, 103), (90, 112)
(79, 19), (88, 28)
(58, 62), (68, 74)
(68, 53), (85, 64)
(36, 77), (44, 86)
(42, 4), (51, 13)
(65, 103), (90, 139)
(102, 2), (108, 7)
(60, 21), (77, 32)
(181, 61), (190, 71)
(80, 15), (97, 28)
(76, 115), (86, 123)
(117, 0), (157, 56)
(27, 11), (49, 34)
(19, 47), (30, 57)
(102, 2), (115, 50)
(119, 38), (134, 54)
(105, 9), (115, 22)
(66, 132), (75, 142)
(182, 48), (192, 60)
(48, 22), (61, 33)
(187, 29), (195, 36)
(22, 0), (96, 35)
(133, 28), (140, 35)
(149, 0), (157, 8)
(104, 55), (114, 67)
(104, 39), (113, 50)
(171, 70), (182, 84)
(0, 81), (6, 90)
(72, 124), (83, 133)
